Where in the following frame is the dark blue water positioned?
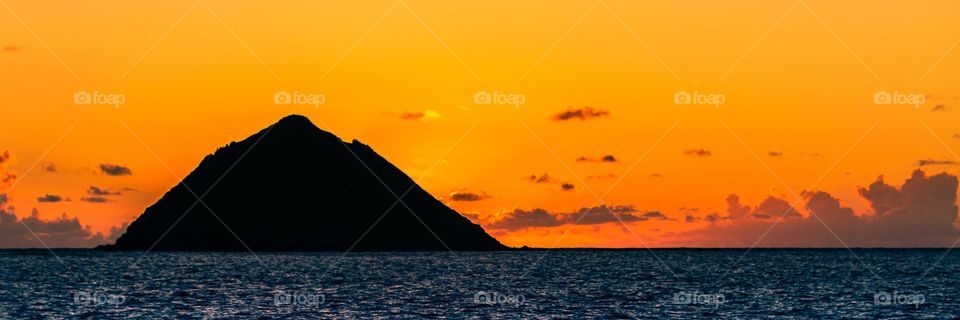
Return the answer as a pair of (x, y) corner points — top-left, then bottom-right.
(0, 249), (956, 319)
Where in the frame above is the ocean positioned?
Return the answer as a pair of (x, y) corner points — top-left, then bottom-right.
(0, 249), (955, 319)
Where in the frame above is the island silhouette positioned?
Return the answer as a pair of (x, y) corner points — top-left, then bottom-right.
(99, 115), (506, 251)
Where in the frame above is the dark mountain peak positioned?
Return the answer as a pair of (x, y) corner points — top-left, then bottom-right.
(100, 115), (506, 251)
(276, 113), (312, 125)
(264, 114), (337, 140)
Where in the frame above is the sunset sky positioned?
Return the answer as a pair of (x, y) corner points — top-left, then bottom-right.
(1, 0), (959, 248)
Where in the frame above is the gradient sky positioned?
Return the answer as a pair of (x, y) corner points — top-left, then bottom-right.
(1, 0), (959, 248)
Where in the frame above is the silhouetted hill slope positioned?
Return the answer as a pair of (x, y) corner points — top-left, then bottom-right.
(100, 115), (506, 251)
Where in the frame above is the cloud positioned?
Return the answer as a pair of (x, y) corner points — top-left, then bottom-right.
(954, 134), (960, 139)
(99, 164), (132, 176)
(684, 149), (712, 157)
(725, 194), (751, 219)
(917, 158), (957, 167)
(576, 155), (618, 163)
(751, 196), (802, 219)
(666, 170), (959, 247)
(88, 186), (121, 196)
(2, 45), (17, 52)
(704, 212), (722, 222)
(552, 107), (610, 121)
(0, 151), (118, 248)
(36, 195), (65, 203)
(485, 205), (667, 231)
(769, 151), (783, 157)
(80, 197), (108, 203)
(528, 173), (553, 184)
(0, 195), (121, 248)
(398, 110), (441, 121)
(932, 104), (947, 112)
(449, 191), (490, 202)
(529, 173), (576, 191)
(0, 151), (15, 188)
(487, 208), (565, 230)
(42, 163), (57, 173)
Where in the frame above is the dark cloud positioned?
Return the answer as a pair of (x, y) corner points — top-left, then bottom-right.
(486, 208), (565, 230)
(486, 205), (667, 231)
(725, 194), (751, 219)
(99, 164), (132, 176)
(80, 197), (108, 203)
(651, 173), (662, 178)
(640, 211), (669, 220)
(953, 134), (960, 139)
(87, 186), (121, 196)
(917, 158), (957, 167)
(36, 195), (65, 203)
(704, 212), (721, 222)
(931, 104), (947, 112)
(0, 151), (15, 187)
(751, 196), (802, 219)
(667, 170), (959, 247)
(576, 155), (618, 163)
(0, 195), (122, 248)
(42, 163), (57, 173)
(2, 45), (17, 52)
(449, 191), (489, 202)
(684, 149), (712, 157)
(528, 173), (575, 191)
(529, 173), (552, 184)
(769, 151), (783, 157)
(685, 211), (724, 223)
(552, 107), (610, 121)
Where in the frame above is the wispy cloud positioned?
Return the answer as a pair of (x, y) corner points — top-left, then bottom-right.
(37, 194), (66, 203)
(684, 148), (712, 157)
(99, 164), (132, 176)
(917, 158), (957, 167)
(449, 191), (490, 202)
(80, 196), (109, 203)
(552, 107), (610, 121)
(88, 186), (122, 196)
(576, 155), (617, 163)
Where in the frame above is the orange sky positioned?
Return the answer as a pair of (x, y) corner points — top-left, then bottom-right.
(1, 0), (959, 248)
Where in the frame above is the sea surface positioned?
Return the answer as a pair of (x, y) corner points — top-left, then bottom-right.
(0, 249), (957, 319)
